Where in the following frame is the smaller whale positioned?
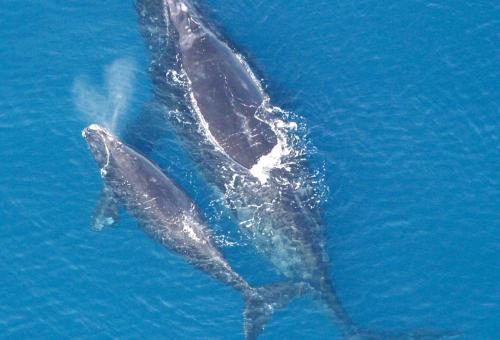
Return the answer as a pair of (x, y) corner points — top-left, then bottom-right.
(82, 124), (306, 339)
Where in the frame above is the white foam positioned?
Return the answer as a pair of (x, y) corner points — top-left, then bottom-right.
(250, 140), (284, 184)
(180, 2), (188, 12)
(249, 118), (296, 184)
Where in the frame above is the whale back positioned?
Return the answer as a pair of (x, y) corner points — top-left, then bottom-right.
(165, 0), (278, 169)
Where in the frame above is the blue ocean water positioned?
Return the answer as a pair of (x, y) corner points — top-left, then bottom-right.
(0, 0), (498, 338)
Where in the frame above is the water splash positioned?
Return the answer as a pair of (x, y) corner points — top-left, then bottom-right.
(73, 58), (136, 133)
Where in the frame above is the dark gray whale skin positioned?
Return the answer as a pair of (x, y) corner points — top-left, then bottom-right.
(164, 0), (277, 169)
(83, 124), (305, 340)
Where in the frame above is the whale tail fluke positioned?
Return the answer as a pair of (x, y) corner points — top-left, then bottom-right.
(243, 283), (309, 340)
(320, 287), (462, 340)
(319, 284), (361, 338)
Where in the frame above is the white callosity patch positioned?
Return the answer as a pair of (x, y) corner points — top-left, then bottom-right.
(88, 123), (105, 133)
(85, 124), (112, 177)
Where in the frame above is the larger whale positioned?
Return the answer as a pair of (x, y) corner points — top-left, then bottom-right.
(83, 124), (306, 340)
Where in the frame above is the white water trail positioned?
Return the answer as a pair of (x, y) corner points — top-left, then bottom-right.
(73, 58), (136, 133)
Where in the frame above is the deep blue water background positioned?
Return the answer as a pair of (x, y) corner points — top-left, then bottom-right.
(1, 0), (498, 338)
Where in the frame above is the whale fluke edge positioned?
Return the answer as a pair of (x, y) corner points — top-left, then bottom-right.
(244, 283), (309, 340)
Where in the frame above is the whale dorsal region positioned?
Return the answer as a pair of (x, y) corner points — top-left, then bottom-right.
(169, 2), (278, 169)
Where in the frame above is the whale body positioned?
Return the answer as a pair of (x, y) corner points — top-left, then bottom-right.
(83, 124), (306, 340)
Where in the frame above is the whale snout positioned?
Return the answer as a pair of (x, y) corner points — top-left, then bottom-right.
(82, 123), (110, 140)
(82, 124), (117, 173)
(165, 0), (194, 26)
(82, 124), (118, 148)
(166, 0), (189, 13)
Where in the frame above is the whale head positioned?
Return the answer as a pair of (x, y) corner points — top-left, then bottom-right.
(165, 0), (202, 38)
(82, 124), (122, 178)
(165, 0), (191, 16)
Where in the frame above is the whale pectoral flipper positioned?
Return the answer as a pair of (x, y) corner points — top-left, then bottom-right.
(92, 185), (120, 231)
(244, 283), (309, 340)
